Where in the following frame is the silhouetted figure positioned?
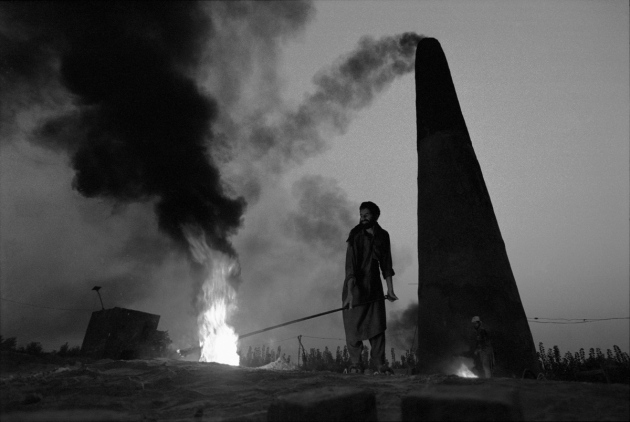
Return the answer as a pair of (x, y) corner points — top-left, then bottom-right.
(343, 201), (398, 374)
(471, 316), (494, 378)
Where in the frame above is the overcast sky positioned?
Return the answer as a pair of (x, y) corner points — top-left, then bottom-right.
(1, 1), (628, 363)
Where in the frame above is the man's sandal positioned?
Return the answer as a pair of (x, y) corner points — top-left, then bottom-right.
(345, 364), (364, 374)
(374, 365), (394, 375)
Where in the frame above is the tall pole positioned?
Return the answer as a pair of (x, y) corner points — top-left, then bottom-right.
(297, 335), (307, 369)
(92, 286), (104, 310)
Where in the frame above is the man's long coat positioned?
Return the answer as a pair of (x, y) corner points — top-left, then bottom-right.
(342, 222), (395, 341)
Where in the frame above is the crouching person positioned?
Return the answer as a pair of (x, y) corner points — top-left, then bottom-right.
(471, 315), (494, 378)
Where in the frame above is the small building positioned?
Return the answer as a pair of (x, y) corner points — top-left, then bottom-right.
(81, 307), (161, 359)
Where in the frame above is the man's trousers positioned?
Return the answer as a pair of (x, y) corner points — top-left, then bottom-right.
(346, 331), (386, 368)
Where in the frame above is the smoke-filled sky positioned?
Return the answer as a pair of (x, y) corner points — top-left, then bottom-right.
(1, 1), (628, 362)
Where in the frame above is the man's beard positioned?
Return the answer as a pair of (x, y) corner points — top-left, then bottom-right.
(347, 219), (377, 242)
(360, 219), (376, 229)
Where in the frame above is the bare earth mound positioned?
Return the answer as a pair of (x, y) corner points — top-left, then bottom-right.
(1, 357), (628, 421)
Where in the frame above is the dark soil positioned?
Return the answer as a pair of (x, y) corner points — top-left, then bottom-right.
(1, 354), (628, 421)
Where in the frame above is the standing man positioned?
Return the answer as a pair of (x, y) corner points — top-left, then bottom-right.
(343, 201), (398, 374)
(471, 316), (494, 378)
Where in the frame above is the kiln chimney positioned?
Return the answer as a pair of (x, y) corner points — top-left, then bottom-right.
(415, 38), (539, 377)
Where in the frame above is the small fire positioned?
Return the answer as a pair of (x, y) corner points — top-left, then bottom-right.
(455, 362), (477, 378)
(184, 226), (240, 366)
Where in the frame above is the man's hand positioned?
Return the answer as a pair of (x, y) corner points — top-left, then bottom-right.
(343, 293), (354, 309)
(386, 290), (398, 302)
(385, 277), (398, 302)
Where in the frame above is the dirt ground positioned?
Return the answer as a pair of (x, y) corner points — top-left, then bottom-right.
(1, 354), (628, 421)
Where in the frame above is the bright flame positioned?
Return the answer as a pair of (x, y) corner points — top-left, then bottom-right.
(183, 226), (240, 366)
(455, 362), (478, 378)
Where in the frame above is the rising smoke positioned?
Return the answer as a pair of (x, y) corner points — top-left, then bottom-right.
(1, 1), (421, 350)
(285, 175), (356, 254)
(215, 24), (423, 346)
(214, 30), (424, 199)
(1, 3), (422, 249)
(387, 303), (419, 352)
(260, 31), (423, 164)
(1, 1), (244, 257)
(231, 174), (358, 338)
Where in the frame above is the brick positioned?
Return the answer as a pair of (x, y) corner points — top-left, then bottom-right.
(401, 386), (523, 421)
(268, 386), (377, 421)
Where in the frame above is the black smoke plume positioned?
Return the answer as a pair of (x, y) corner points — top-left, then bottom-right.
(388, 303), (419, 352)
(2, 1), (420, 349)
(215, 31), (424, 201)
(1, 1), (244, 256)
(258, 32), (423, 163)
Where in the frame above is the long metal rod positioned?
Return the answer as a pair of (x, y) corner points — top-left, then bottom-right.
(237, 295), (389, 340)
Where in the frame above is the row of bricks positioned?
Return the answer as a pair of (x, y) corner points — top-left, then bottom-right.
(266, 385), (523, 421)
